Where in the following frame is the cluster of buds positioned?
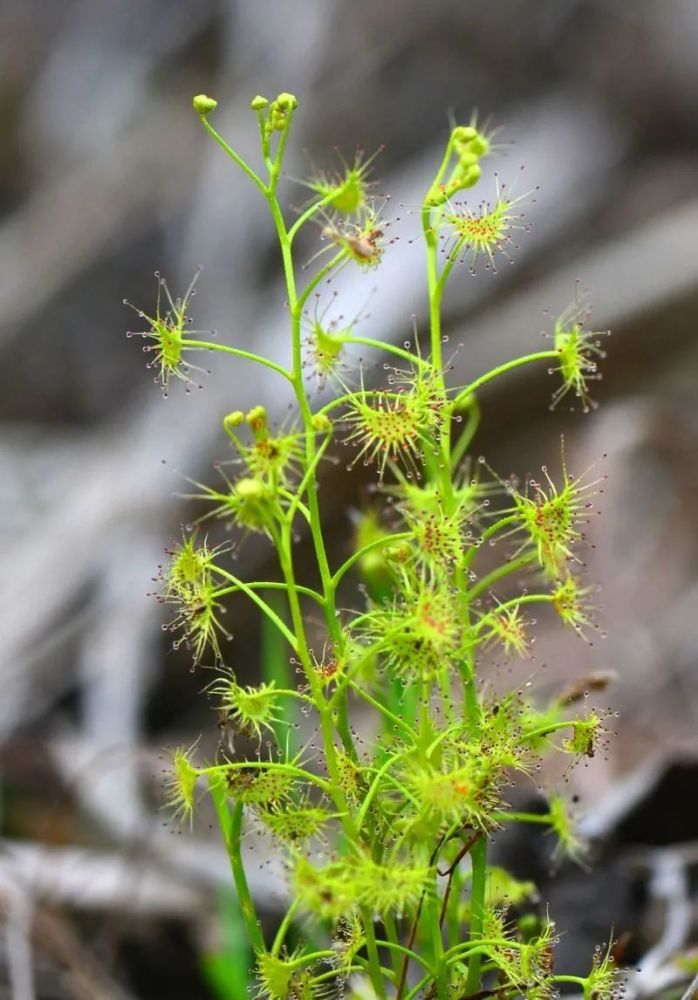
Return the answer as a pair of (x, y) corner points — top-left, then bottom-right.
(229, 405), (304, 484)
(425, 122), (492, 208)
(250, 92), (299, 140)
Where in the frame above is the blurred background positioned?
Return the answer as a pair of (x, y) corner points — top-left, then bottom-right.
(1, 1), (697, 997)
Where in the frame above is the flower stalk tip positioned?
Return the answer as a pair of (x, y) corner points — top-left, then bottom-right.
(193, 94), (218, 117)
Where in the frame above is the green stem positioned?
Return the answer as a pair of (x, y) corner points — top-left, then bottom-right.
(269, 115), (294, 191)
(521, 719), (580, 743)
(491, 810), (551, 825)
(267, 189), (343, 653)
(346, 679), (417, 741)
(198, 117), (268, 196)
(427, 135), (456, 202)
(467, 553), (536, 603)
(268, 191), (363, 781)
(403, 973), (433, 1000)
(452, 350), (559, 409)
(450, 394), (481, 469)
(423, 206), (453, 505)
(333, 693), (357, 761)
(363, 770), (420, 810)
(314, 387), (393, 418)
(183, 340), (293, 382)
(285, 431), (332, 524)
(446, 864), (463, 950)
(473, 593), (554, 633)
(200, 760), (332, 794)
(213, 578), (326, 608)
(338, 333), (431, 369)
(374, 938), (435, 976)
(468, 515), (518, 557)
(426, 885), (448, 998)
(201, 103), (387, 999)
(207, 568), (299, 649)
(463, 653), (479, 727)
(209, 785), (264, 953)
(382, 918), (406, 981)
(444, 938), (530, 962)
(436, 667), (455, 723)
(435, 250), (458, 297)
(330, 531), (412, 588)
(264, 394), (382, 1000)
(424, 220), (444, 377)
(297, 251), (346, 315)
(354, 753), (403, 830)
(464, 836), (487, 994)
(362, 905), (388, 999)
(287, 191), (335, 242)
(271, 899), (300, 956)
(277, 488), (312, 525)
(287, 949), (337, 969)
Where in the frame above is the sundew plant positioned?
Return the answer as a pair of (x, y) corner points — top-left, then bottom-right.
(128, 92), (619, 1000)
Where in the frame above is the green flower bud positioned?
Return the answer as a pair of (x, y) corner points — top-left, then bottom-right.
(265, 93), (299, 136)
(451, 125), (477, 144)
(311, 412), (333, 434)
(250, 95), (269, 110)
(236, 477), (265, 499)
(385, 542), (411, 563)
(246, 405), (267, 431)
(456, 150), (478, 170)
(192, 94), (217, 117)
(424, 185), (448, 208)
(469, 132), (490, 157)
(360, 549), (391, 582)
(274, 92), (298, 111)
(223, 410), (244, 428)
(460, 163), (482, 189)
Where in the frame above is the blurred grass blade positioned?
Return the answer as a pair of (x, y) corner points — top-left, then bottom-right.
(200, 888), (252, 1000)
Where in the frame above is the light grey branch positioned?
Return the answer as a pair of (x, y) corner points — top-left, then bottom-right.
(0, 874), (35, 1000)
(682, 972), (698, 1000)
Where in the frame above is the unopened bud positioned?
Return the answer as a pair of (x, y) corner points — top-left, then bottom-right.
(250, 95), (269, 111)
(274, 92), (298, 111)
(451, 125), (477, 144)
(459, 163), (482, 189)
(311, 413), (333, 434)
(246, 405), (267, 431)
(224, 410), (244, 428)
(266, 93), (299, 135)
(386, 542), (411, 563)
(193, 94), (218, 117)
(469, 132), (490, 158)
(236, 478), (264, 500)
(425, 186), (448, 208)
(456, 151), (478, 170)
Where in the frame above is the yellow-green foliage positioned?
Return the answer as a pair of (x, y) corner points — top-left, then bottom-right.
(135, 91), (621, 1000)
